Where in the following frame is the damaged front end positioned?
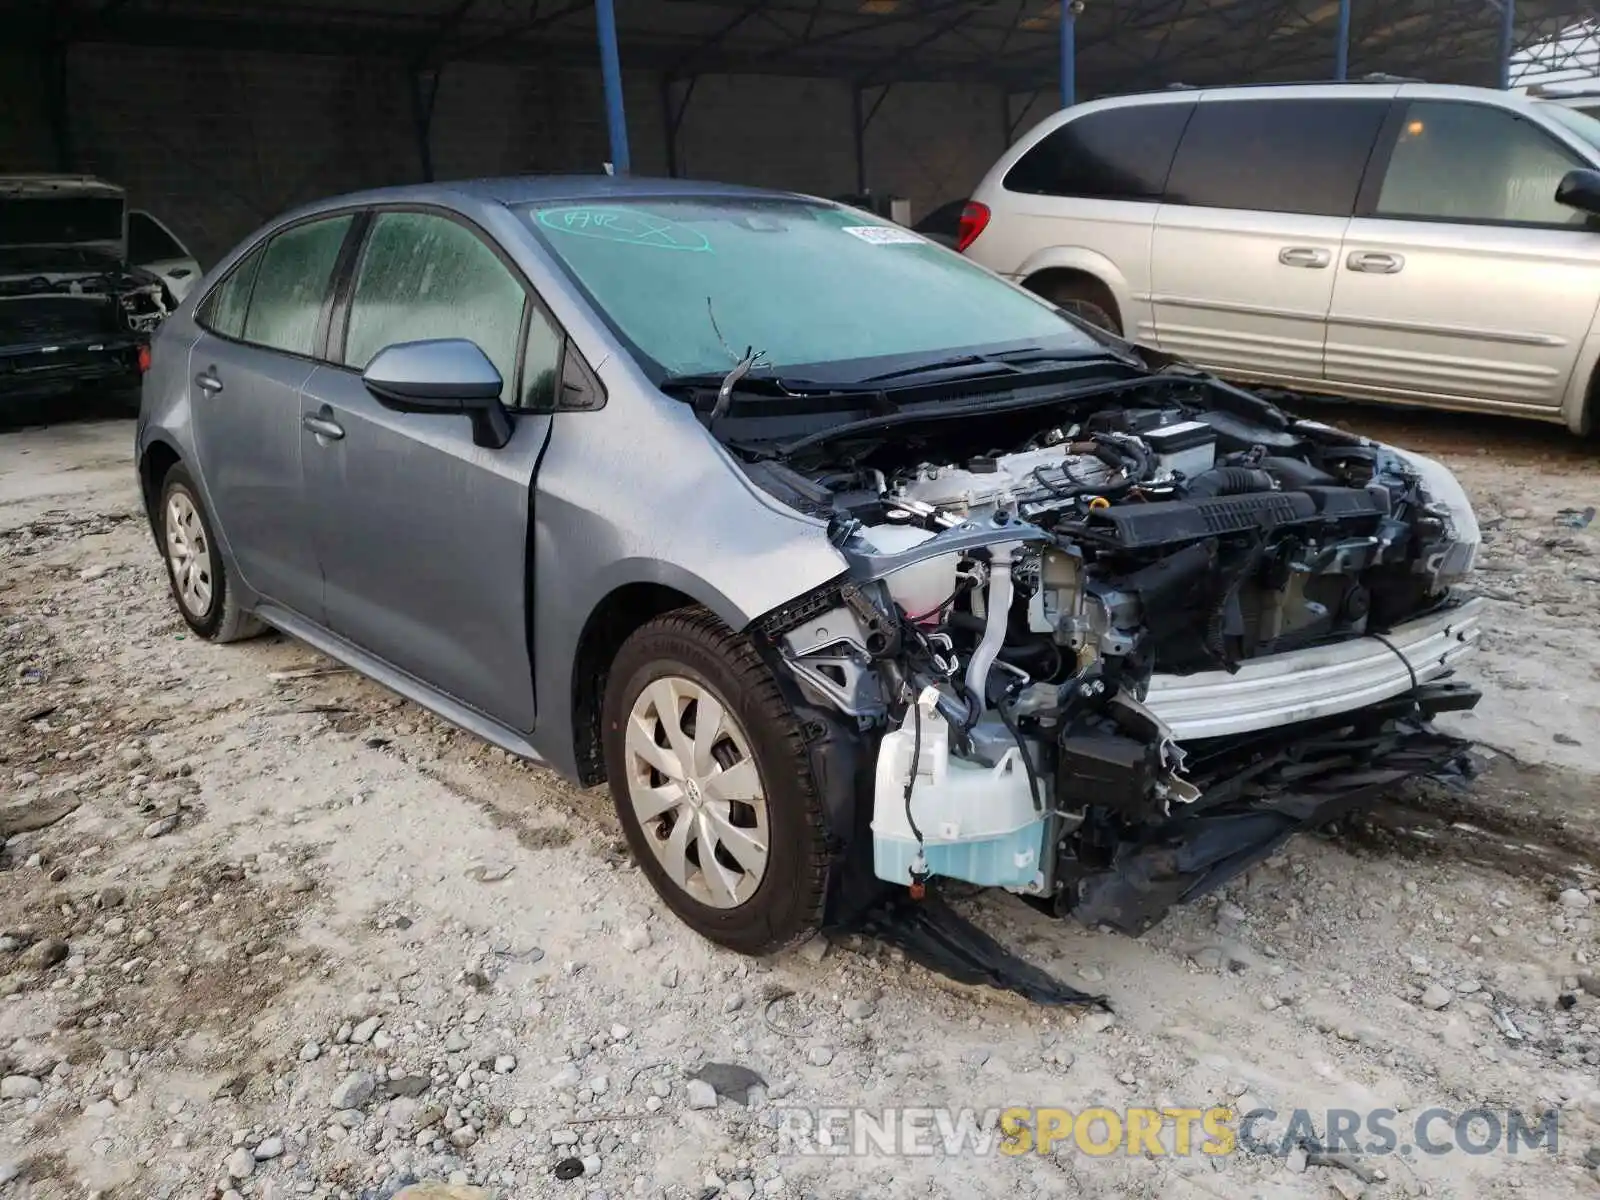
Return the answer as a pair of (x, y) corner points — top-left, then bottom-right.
(747, 378), (1482, 933)
(0, 179), (171, 400)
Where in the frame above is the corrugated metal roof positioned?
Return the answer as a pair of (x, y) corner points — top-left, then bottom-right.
(19, 0), (1599, 93)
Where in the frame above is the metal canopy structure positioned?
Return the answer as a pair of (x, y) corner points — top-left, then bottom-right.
(12, 0), (1600, 178)
(17, 0), (1595, 87)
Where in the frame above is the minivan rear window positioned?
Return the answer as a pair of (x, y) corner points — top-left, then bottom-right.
(1004, 102), (1195, 200)
(1164, 98), (1389, 217)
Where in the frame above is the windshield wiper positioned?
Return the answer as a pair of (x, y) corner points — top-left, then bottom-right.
(854, 353), (1021, 384)
(656, 370), (840, 396)
(852, 345), (1133, 385)
(707, 347), (769, 433)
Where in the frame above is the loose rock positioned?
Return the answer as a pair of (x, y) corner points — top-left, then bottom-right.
(329, 1071), (377, 1110)
(0, 1076), (42, 1100)
(224, 1147), (255, 1179)
(1420, 984), (1453, 1010)
(24, 938), (68, 970)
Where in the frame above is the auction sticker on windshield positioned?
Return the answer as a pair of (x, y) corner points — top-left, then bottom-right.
(840, 225), (924, 245)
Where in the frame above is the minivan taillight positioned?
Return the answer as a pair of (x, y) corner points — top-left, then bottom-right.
(955, 201), (991, 252)
(136, 345), (152, 374)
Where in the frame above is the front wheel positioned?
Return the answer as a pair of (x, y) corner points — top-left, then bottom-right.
(602, 608), (830, 956)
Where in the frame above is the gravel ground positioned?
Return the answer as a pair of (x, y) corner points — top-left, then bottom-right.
(1, 402), (1599, 1200)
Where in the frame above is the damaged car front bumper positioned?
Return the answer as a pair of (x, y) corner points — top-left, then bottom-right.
(1144, 596), (1482, 739)
(1066, 683), (1477, 934)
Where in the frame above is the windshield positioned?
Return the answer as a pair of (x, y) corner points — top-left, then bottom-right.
(1539, 101), (1600, 153)
(518, 196), (1097, 382)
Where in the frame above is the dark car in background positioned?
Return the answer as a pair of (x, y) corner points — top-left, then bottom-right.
(912, 197), (969, 248)
(1, 175), (172, 407)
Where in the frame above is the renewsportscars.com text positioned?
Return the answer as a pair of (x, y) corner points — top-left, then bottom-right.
(774, 1105), (1560, 1159)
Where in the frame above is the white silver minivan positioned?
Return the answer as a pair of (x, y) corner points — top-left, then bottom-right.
(961, 81), (1600, 434)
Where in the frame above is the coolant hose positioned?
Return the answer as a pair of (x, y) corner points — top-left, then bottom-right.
(963, 551), (1014, 722)
(1185, 467), (1276, 498)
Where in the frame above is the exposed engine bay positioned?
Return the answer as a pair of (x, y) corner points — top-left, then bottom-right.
(742, 376), (1482, 932)
(0, 262), (171, 339)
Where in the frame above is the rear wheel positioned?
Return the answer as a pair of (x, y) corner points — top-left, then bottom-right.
(1032, 275), (1123, 337)
(158, 464), (264, 643)
(602, 607), (830, 956)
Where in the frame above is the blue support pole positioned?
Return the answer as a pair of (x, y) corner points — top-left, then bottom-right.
(595, 0), (631, 174)
(1334, 0), (1351, 80)
(1060, 0), (1077, 109)
(1498, 0), (1516, 89)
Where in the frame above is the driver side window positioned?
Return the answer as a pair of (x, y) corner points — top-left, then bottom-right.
(342, 211), (527, 402)
(1377, 101), (1586, 226)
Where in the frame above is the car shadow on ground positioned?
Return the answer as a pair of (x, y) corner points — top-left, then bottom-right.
(0, 387), (138, 433)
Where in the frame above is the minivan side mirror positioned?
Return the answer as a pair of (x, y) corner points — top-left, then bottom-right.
(362, 338), (512, 449)
(1556, 168), (1600, 218)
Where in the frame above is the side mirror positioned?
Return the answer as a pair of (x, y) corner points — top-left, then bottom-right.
(362, 338), (512, 449)
(1556, 168), (1600, 218)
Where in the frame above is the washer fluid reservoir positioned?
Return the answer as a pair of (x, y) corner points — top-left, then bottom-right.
(862, 523), (957, 621)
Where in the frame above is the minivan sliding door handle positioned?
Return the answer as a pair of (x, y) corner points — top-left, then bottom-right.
(1278, 246), (1331, 269)
(1347, 251), (1405, 274)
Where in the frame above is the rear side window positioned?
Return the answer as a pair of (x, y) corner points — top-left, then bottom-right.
(198, 247), (263, 340)
(341, 211), (528, 404)
(1164, 99), (1388, 217)
(1004, 102), (1195, 200)
(241, 215), (353, 357)
(1376, 101), (1585, 226)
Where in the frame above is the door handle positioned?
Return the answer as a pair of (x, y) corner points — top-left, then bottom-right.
(194, 368), (223, 395)
(302, 413), (345, 441)
(1347, 251), (1405, 274)
(1278, 246), (1331, 269)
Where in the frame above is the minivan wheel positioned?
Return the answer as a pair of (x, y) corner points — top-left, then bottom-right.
(1034, 277), (1123, 337)
(602, 607), (830, 956)
(158, 464), (264, 643)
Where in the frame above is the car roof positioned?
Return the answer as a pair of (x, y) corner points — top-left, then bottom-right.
(1022, 80), (1567, 138)
(1096, 80), (1506, 104)
(289, 174), (809, 217)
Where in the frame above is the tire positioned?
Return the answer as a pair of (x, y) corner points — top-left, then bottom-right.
(1034, 276), (1123, 337)
(157, 464), (265, 643)
(602, 607), (830, 956)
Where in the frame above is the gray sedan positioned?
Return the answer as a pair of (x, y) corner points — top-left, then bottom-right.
(138, 177), (1483, 955)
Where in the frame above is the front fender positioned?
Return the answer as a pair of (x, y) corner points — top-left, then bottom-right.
(583, 557), (758, 635)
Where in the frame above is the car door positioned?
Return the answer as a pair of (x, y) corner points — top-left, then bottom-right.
(299, 207), (560, 730)
(187, 213), (355, 623)
(1328, 95), (1600, 412)
(129, 210), (201, 302)
(1150, 92), (1392, 386)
